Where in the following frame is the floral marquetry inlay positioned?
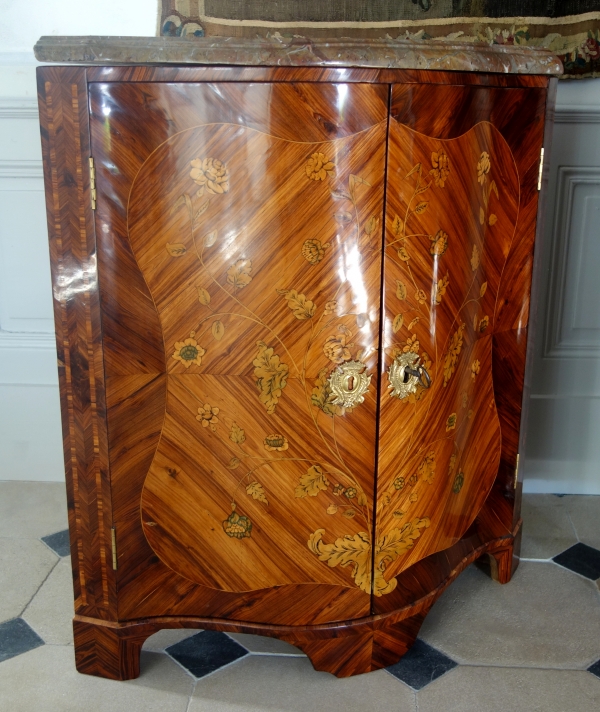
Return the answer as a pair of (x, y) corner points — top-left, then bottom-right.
(376, 115), (520, 584)
(132, 114), (390, 597)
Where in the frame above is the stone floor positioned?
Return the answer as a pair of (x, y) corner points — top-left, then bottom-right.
(0, 481), (599, 711)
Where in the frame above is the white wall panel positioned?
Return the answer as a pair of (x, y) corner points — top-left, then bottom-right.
(523, 80), (600, 494)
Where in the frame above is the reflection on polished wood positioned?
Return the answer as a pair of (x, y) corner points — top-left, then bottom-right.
(37, 63), (553, 679)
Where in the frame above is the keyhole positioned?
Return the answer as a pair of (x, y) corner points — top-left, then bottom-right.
(402, 370), (410, 384)
(347, 376), (355, 391)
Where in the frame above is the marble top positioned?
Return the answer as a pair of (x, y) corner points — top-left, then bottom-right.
(34, 36), (563, 76)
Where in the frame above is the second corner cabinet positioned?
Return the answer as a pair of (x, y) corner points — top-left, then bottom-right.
(37, 64), (555, 680)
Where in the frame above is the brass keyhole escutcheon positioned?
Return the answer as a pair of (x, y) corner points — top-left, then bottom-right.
(327, 360), (371, 409)
(388, 351), (431, 400)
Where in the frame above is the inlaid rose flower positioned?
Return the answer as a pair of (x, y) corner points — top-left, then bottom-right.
(305, 152), (335, 181)
(301, 239), (329, 264)
(190, 157), (230, 194)
(323, 334), (351, 364)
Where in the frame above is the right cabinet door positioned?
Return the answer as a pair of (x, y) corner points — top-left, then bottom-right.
(373, 82), (547, 603)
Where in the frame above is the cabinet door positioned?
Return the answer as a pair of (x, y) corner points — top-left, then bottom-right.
(90, 81), (388, 622)
(373, 83), (546, 604)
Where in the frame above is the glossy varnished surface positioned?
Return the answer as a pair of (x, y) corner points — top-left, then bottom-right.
(375, 114), (520, 590)
(38, 64), (553, 677)
(90, 81), (388, 619)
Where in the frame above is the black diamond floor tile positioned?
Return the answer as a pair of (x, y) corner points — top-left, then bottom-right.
(589, 659), (600, 679)
(41, 529), (70, 557)
(0, 618), (44, 663)
(166, 630), (248, 678)
(386, 639), (457, 690)
(553, 542), (600, 580)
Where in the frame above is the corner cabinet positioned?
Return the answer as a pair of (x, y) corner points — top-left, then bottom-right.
(37, 61), (557, 679)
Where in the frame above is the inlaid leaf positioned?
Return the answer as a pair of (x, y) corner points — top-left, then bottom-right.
(396, 280), (407, 300)
(398, 247), (410, 261)
(295, 465), (329, 498)
(408, 317), (419, 331)
(331, 189), (351, 201)
(308, 529), (371, 593)
(343, 509), (356, 519)
(227, 457), (241, 470)
(170, 193), (192, 216)
(253, 340), (289, 414)
(246, 481), (268, 505)
(327, 504), (338, 514)
(334, 211), (353, 224)
(204, 230), (218, 248)
(479, 207), (485, 225)
(471, 244), (480, 271)
(197, 287), (211, 305)
(415, 183), (430, 195)
(194, 199), (210, 223)
(229, 422), (245, 444)
(364, 216), (379, 235)
(212, 320), (225, 340)
(349, 174), (370, 199)
(166, 243), (187, 257)
(277, 289), (316, 320)
(357, 492), (367, 506)
(480, 281), (488, 297)
(392, 215), (402, 236)
(406, 163), (421, 178)
(356, 313), (368, 328)
(490, 180), (499, 198)
(227, 259), (252, 289)
(392, 314), (404, 333)
(488, 213), (498, 226)
(414, 201), (428, 214)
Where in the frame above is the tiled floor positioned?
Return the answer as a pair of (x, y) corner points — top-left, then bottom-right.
(0, 482), (599, 711)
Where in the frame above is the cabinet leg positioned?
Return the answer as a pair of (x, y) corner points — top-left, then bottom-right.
(73, 617), (149, 680)
(477, 526), (522, 585)
(281, 612), (426, 677)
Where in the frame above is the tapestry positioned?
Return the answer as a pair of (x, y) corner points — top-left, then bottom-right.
(158, 1), (600, 79)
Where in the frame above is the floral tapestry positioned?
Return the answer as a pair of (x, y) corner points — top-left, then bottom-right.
(159, 1), (600, 79)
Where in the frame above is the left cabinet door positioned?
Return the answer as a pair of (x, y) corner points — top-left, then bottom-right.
(90, 80), (389, 623)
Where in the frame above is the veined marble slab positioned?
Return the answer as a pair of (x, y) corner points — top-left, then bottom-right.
(34, 35), (563, 75)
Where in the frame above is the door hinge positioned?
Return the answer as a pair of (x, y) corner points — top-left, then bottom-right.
(514, 453), (520, 489)
(111, 526), (118, 570)
(537, 148), (544, 191)
(89, 156), (97, 210)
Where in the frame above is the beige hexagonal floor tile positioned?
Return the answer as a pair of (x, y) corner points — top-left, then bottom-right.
(564, 495), (600, 550)
(418, 561), (600, 668)
(417, 665), (600, 712)
(0, 481), (67, 539)
(0, 538), (58, 623)
(190, 655), (417, 712)
(520, 494), (578, 559)
(0, 645), (193, 712)
(22, 558), (74, 644)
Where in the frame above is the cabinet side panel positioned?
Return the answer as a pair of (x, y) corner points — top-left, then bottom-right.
(37, 67), (116, 620)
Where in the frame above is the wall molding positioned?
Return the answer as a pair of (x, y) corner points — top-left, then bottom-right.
(544, 166), (600, 359)
(555, 106), (600, 124)
(0, 331), (57, 386)
(0, 159), (43, 180)
(0, 96), (38, 120)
